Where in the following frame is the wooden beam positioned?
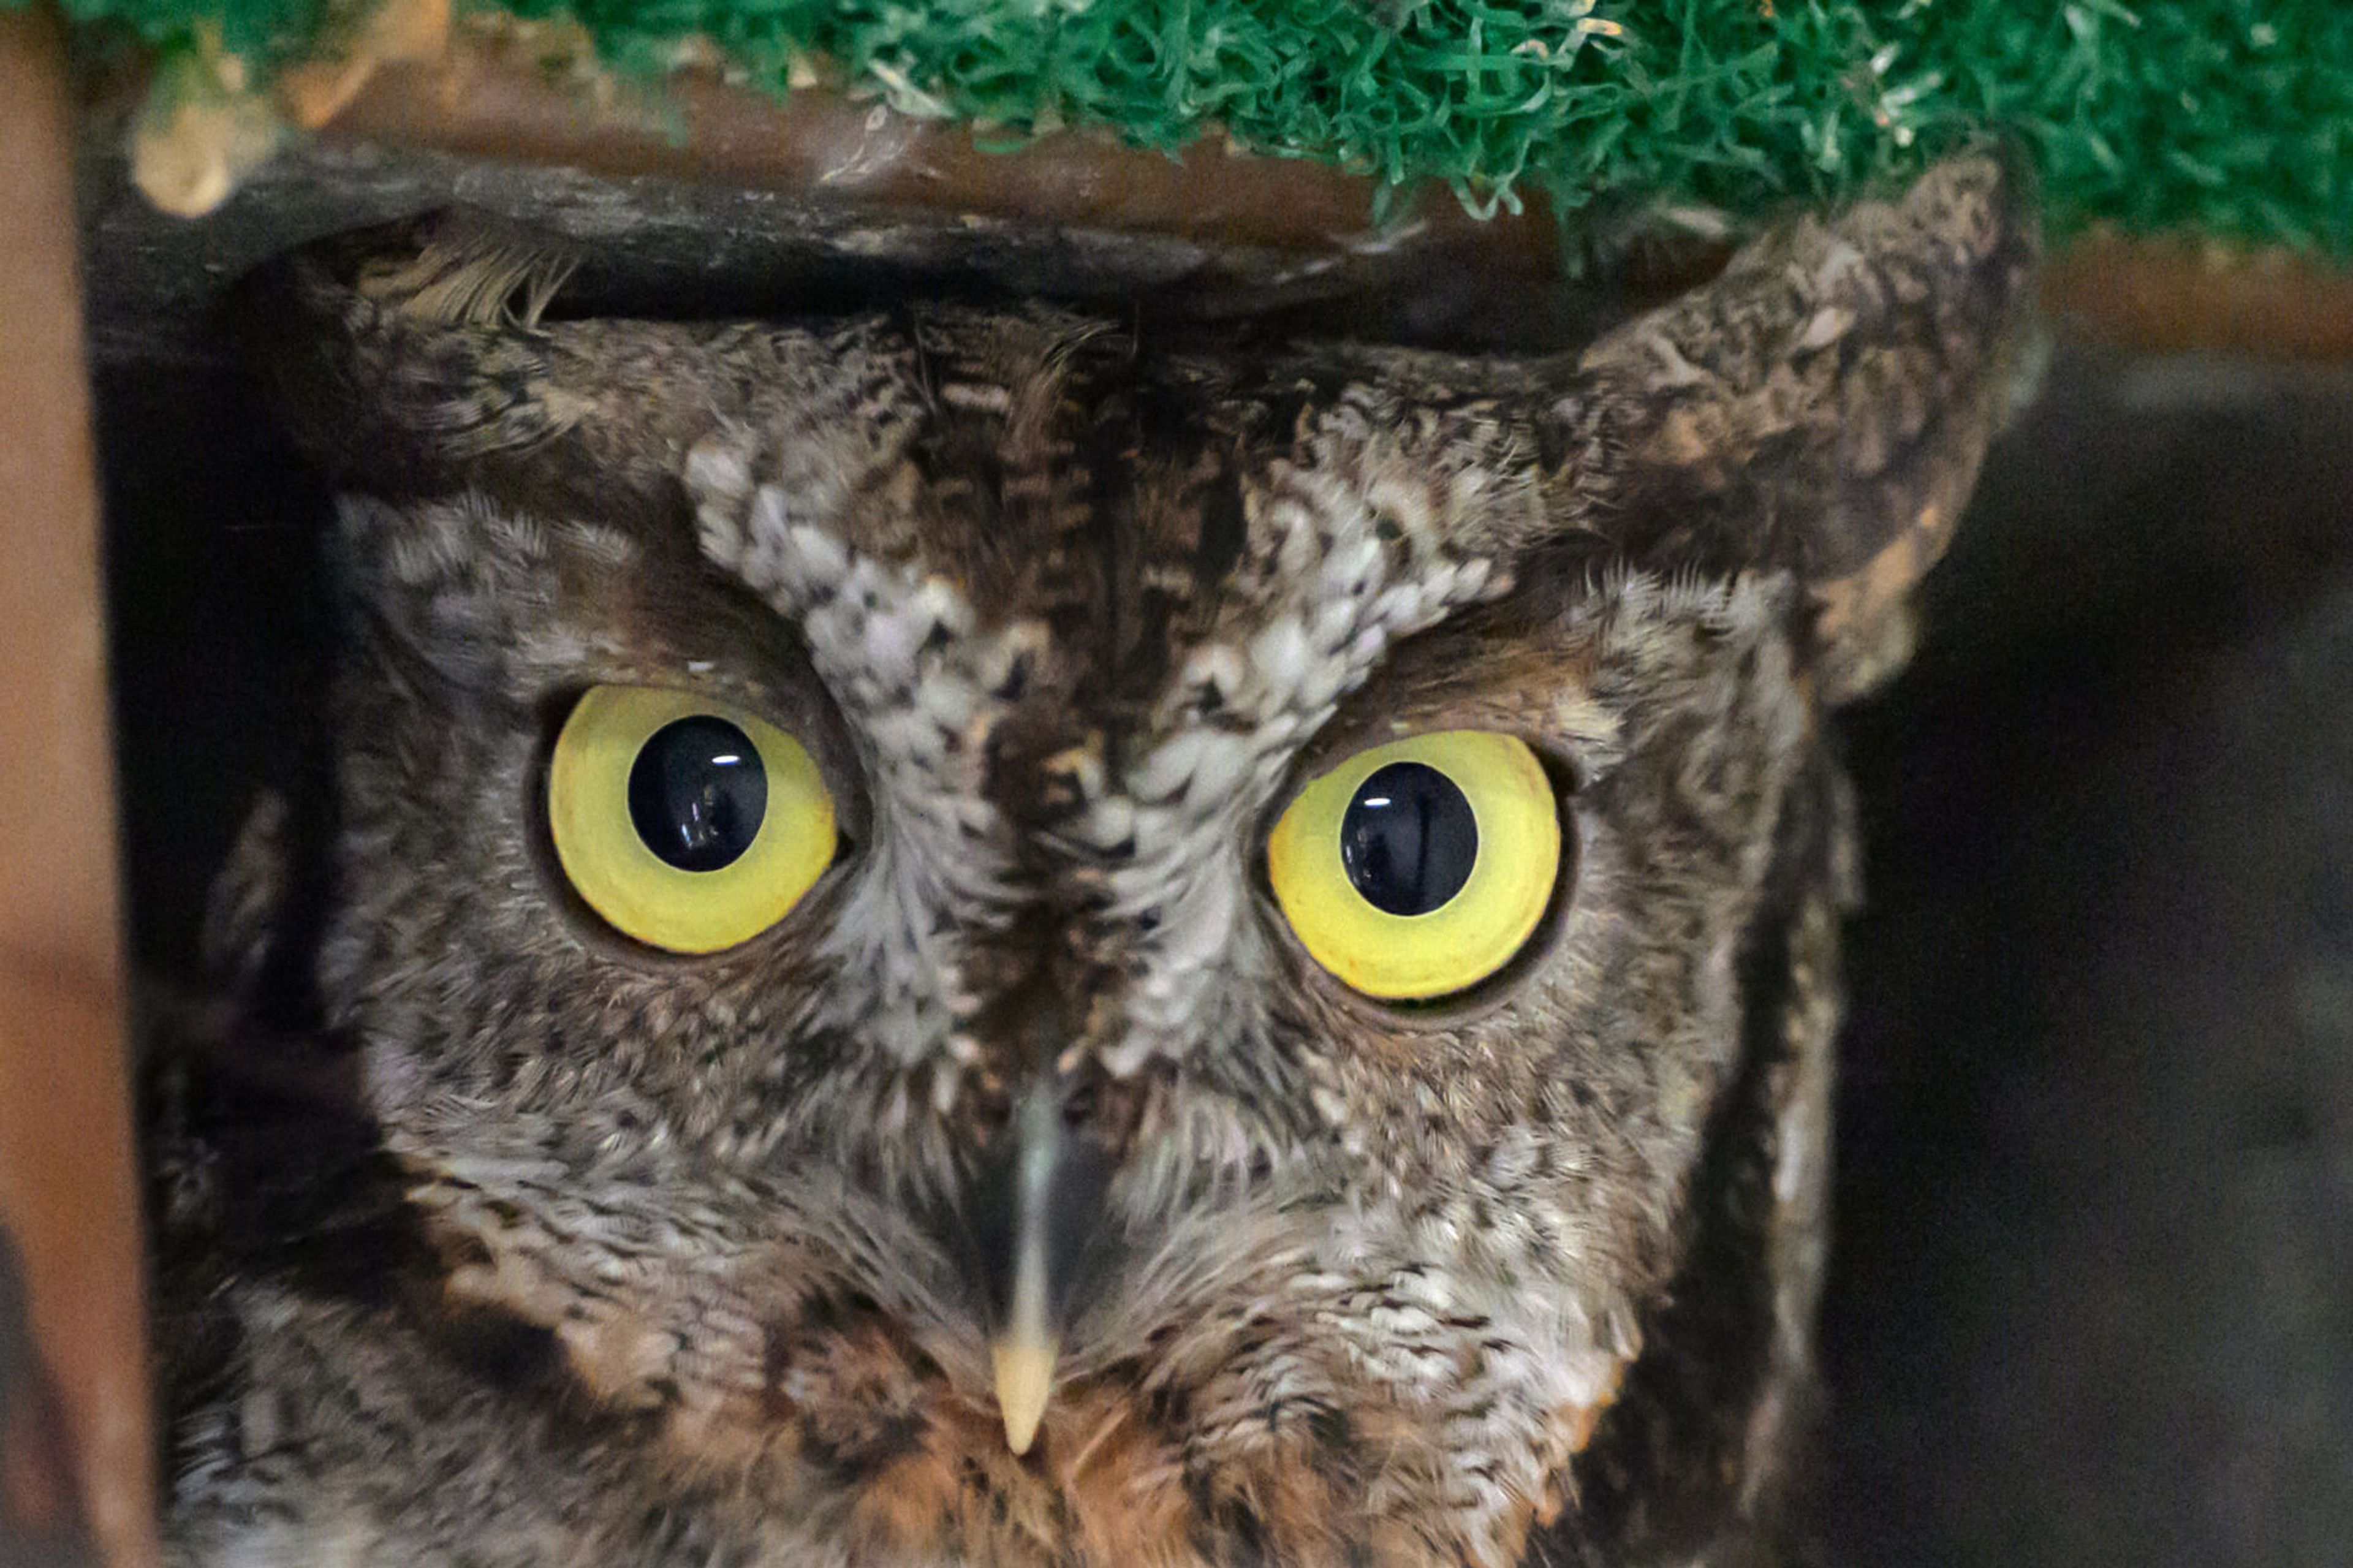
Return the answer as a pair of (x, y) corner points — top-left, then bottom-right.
(0, 10), (157, 1567)
(2043, 233), (2353, 362)
(319, 31), (2353, 362)
(322, 30), (1561, 268)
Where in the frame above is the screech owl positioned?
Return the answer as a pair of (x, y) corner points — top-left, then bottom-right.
(148, 153), (2035, 1567)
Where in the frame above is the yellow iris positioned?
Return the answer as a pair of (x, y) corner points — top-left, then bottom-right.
(1266, 730), (1561, 1001)
(547, 686), (836, 953)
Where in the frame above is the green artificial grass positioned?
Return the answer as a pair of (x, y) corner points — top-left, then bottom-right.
(37, 0), (2353, 254)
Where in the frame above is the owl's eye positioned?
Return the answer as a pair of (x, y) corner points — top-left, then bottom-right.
(1265, 731), (1561, 1001)
(548, 686), (836, 953)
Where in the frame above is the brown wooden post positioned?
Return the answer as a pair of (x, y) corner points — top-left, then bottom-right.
(0, 9), (161, 1566)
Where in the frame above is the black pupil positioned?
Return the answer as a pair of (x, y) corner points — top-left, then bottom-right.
(1339, 762), (1478, 917)
(627, 716), (767, 873)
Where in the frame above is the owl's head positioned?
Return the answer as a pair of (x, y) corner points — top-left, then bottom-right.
(237, 156), (2032, 1565)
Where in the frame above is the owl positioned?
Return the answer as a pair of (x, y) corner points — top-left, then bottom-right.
(148, 153), (2035, 1567)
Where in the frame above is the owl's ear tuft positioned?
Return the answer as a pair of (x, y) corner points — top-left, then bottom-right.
(1561, 151), (2042, 702)
(235, 213), (588, 494)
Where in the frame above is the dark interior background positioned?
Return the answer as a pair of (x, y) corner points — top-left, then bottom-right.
(1826, 351), (2353, 1567)
(86, 154), (2353, 1564)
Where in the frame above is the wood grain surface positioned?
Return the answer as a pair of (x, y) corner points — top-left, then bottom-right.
(0, 12), (157, 1567)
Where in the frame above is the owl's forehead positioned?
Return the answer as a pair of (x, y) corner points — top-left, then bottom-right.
(681, 309), (1544, 749)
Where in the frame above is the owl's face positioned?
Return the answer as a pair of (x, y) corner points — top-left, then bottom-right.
(246, 156), (2031, 1566)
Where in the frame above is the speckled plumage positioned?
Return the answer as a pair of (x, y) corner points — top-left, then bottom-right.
(151, 156), (2036, 1567)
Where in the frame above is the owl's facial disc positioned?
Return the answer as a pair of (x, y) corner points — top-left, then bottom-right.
(168, 152), (2042, 1568)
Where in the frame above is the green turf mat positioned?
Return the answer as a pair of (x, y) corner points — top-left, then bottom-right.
(34, 0), (2353, 252)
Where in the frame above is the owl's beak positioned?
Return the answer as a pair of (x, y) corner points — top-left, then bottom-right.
(991, 1330), (1056, 1456)
(974, 1085), (1108, 1456)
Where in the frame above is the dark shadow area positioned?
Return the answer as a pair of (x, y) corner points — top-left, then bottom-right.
(99, 361), (330, 980)
(1829, 350), (2353, 1567)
